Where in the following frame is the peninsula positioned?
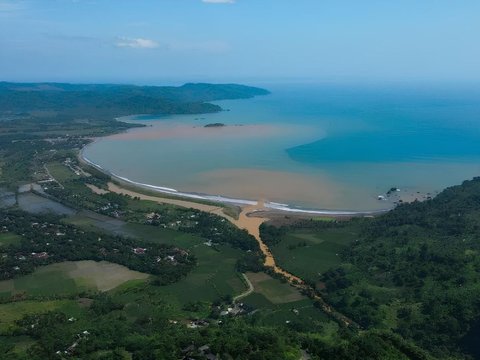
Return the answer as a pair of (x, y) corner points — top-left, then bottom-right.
(0, 82), (270, 121)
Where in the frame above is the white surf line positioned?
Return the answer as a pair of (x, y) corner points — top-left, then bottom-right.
(80, 150), (392, 216)
(111, 173), (258, 206)
(81, 153), (257, 206)
(263, 202), (391, 216)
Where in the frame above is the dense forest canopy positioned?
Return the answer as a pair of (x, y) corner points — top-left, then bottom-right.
(320, 177), (480, 358)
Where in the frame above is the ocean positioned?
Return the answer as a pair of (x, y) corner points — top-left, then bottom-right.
(83, 83), (480, 211)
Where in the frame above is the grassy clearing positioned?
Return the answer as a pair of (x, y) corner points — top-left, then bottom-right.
(46, 161), (78, 183)
(0, 300), (83, 332)
(65, 210), (127, 236)
(242, 278), (336, 336)
(0, 335), (35, 355)
(0, 261), (149, 298)
(245, 272), (305, 304)
(258, 299), (335, 328)
(68, 260), (149, 291)
(0, 233), (22, 247)
(270, 225), (360, 283)
(13, 265), (80, 297)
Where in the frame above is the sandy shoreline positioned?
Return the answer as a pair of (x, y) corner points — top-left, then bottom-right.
(105, 182), (238, 222)
(79, 144), (390, 216)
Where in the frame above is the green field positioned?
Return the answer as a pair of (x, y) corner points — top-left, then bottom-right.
(270, 226), (360, 283)
(66, 210), (128, 235)
(0, 335), (35, 356)
(0, 299), (85, 354)
(118, 223), (247, 305)
(113, 252), (246, 320)
(0, 299), (84, 332)
(46, 161), (79, 183)
(0, 261), (149, 298)
(241, 273), (336, 336)
(66, 210), (248, 308)
(245, 272), (305, 304)
(0, 233), (21, 247)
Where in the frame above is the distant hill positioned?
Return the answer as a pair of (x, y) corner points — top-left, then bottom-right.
(0, 82), (269, 119)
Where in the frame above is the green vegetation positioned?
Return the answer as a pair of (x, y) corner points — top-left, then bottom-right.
(120, 223), (248, 306)
(319, 178), (480, 358)
(245, 272), (305, 304)
(0, 265), (80, 298)
(261, 221), (360, 283)
(0, 82), (269, 119)
(0, 210), (194, 286)
(42, 158), (259, 253)
(261, 178), (480, 359)
(1, 82), (478, 359)
(0, 261), (149, 298)
(0, 233), (21, 248)
(0, 299), (84, 332)
(0, 81), (268, 190)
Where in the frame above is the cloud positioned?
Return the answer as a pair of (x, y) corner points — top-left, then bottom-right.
(114, 36), (228, 54)
(115, 37), (159, 49)
(202, 0), (235, 3)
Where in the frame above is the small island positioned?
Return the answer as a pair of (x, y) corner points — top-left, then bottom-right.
(204, 123), (226, 128)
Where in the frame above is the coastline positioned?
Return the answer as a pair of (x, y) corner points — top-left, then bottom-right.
(78, 131), (388, 312)
(79, 141), (392, 217)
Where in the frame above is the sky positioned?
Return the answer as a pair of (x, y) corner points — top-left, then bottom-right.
(0, 0), (479, 85)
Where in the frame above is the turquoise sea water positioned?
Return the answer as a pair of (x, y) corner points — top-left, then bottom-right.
(84, 84), (480, 211)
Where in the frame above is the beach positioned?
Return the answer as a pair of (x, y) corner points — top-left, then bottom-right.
(105, 182), (238, 221)
(81, 145), (390, 216)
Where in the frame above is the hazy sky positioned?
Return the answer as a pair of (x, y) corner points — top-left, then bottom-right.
(0, 0), (479, 84)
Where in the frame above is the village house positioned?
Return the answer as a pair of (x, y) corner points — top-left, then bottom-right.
(31, 252), (49, 259)
(173, 247), (189, 256)
(186, 319), (209, 329)
(133, 247), (147, 255)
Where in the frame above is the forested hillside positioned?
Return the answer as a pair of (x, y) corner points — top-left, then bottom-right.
(321, 177), (480, 359)
(0, 82), (269, 119)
